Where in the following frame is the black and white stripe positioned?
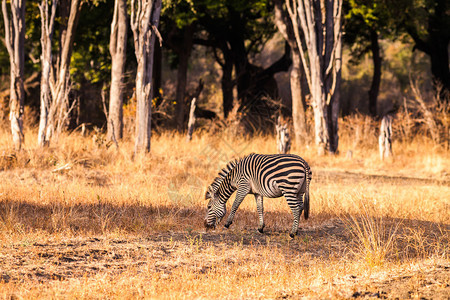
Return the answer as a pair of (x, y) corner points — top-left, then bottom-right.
(204, 153), (311, 238)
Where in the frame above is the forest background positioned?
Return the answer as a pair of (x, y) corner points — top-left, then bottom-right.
(0, 0), (447, 150)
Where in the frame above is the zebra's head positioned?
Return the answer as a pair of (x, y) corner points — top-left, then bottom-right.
(204, 186), (226, 230)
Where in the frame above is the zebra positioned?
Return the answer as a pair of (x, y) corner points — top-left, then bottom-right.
(204, 153), (311, 238)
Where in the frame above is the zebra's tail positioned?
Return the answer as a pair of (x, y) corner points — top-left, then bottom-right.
(304, 166), (311, 220)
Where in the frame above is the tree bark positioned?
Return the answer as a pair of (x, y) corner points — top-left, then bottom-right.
(379, 114), (393, 159)
(2, 0), (26, 151)
(186, 97), (196, 142)
(368, 28), (381, 117)
(290, 51), (307, 145)
(153, 40), (162, 105)
(222, 52), (234, 119)
(131, 0), (162, 155)
(287, 0), (343, 155)
(46, 0), (82, 142)
(38, 0), (57, 147)
(174, 24), (193, 131)
(274, 0), (307, 146)
(276, 116), (291, 154)
(226, 7), (250, 105)
(108, 0), (127, 141)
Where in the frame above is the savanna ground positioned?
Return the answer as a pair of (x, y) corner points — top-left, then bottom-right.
(0, 116), (449, 299)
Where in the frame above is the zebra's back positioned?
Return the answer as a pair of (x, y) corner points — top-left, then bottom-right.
(241, 154), (310, 198)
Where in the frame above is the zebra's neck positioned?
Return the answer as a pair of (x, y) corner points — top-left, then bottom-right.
(216, 166), (237, 204)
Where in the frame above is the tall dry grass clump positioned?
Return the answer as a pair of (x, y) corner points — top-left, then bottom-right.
(342, 199), (401, 268)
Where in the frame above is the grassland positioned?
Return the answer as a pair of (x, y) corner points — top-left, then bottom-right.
(0, 118), (449, 299)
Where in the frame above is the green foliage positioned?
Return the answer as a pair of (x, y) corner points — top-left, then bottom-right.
(70, 1), (114, 87)
(0, 21), (9, 76)
(25, 2), (41, 74)
(162, 0), (198, 28)
(344, 0), (392, 62)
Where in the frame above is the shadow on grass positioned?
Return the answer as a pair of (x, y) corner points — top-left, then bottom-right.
(1, 198), (448, 262)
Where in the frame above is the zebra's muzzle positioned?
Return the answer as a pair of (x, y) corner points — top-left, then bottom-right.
(204, 219), (216, 231)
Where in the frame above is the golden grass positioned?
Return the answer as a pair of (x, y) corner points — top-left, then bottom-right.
(0, 118), (449, 298)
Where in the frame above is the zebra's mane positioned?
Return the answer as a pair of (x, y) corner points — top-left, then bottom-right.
(209, 153), (254, 193)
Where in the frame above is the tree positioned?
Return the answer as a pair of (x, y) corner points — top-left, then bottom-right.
(162, 0), (197, 131)
(285, 0), (343, 154)
(108, 0), (127, 141)
(2, 0), (26, 150)
(274, 0), (307, 145)
(193, 0), (284, 119)
(131, 0), (162, 154)
(37, 0), (57, 147)
(344, 0), (391, 117)
(38, 0), (82, 145)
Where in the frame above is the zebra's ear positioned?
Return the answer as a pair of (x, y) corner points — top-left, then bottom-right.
(207, 186), (218, 200)
(206, 186), (214, 200)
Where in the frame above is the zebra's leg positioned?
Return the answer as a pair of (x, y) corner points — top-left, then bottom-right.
(284, 193), (304, 238)
(255, 194), (264, 233)
(224, 186), (250, 228)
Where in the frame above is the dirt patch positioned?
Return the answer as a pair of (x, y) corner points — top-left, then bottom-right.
(0, 220), (348, 284)
(1, 218), (448, 298)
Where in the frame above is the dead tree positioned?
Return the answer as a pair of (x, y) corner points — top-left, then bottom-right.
(131, 0), (162, 154)
(186, 97), (196, 142)
(170, 25), (194, 131)
(108, 0), (128, 142)
(276, 116), (291, 154)
(2, 0), (26, 150)
(37, 0), (57, 147)
(379, 114), (393, 160)
(283, 0), (343, 155)
(185, 79), (204, 142)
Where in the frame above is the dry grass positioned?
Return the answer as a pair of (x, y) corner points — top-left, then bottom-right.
(0, 116), (449, 298)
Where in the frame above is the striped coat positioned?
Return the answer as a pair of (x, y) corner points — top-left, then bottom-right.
(204, 153), (311, 237)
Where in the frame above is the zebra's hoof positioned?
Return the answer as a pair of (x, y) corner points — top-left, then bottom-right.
(224, 222), (231, 229)
(289, 233), (295, 239)
(257, 227), (264, 234)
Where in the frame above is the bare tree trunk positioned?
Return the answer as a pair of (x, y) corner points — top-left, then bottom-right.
(368, 28), (381, 117)
(153, 41), (162, 104)
(276, 116), (291, 154)
(174, 25), (193, 131)
(185, 79), (203, 141)
(38, 0), (57, 147)
(131, 0), (162, 155)
(186, 97), (196, 142)
(379, 114), (393, 159)
(46, 0), (82, 142)
(2, 0), (26, 150)
(329, 34), (342, 153)
(108, 0), (127, 141)
(221, 53), (234, 119)
(274, 0), (307, 146)
(290, 51), (307, 144)
(285, 0), (343, 155)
